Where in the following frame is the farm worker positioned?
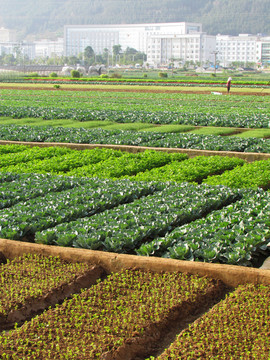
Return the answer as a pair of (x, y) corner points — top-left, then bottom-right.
(226, 77), (232, 94)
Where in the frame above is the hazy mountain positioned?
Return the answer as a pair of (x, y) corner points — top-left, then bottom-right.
(0, 0), (269, 40)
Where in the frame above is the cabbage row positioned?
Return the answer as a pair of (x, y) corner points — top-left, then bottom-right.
(138, 189), (270, 266)
(35, 183), (240, 253)
(1, 105), (269, 128)
(0, 125), (269, 153)
(0, 172), (91, 209)
(0, 177), (161, 241)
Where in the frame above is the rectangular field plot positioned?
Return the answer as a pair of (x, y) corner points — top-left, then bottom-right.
(137, 189), (270, 266)
(0, 253), (103, 330)
(35, 183), (240, 252)
(0, 269), (226, 359)
(0, 176), (162, 241)
(157, 283), (270, 360)
(0, 125), (269, 152)
(1, 89), (269, 128)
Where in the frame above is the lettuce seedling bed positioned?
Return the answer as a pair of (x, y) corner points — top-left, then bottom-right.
(157, 283), (270, 359)
(0, 269), (227, 359)
(0, 253), (103, 330)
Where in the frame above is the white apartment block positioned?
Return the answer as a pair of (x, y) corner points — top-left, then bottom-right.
(64, 22), (202, 56)
(147, 33), (216, 66)
(258, 37), (270, 65)
(216, 34), (262, 66)
(0, 42), (35, 60)
(34, 38), (64, 58)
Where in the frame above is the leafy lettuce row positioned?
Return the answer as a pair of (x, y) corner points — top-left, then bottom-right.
(138, 189), (270, 266)
(66, 151), (187, 178)
(0, 178), (162, 241)
(35, 183), (240, 253)
(204, 159), (270, 190)
(0, 145), (72, 168)
(0, 125), (269, 153)
(0, 147), (124, 174)
(128, 156), (244, 183)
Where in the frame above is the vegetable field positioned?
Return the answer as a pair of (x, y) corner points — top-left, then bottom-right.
(0, 144), (269, 266)
(157, 283), (270, 360)
(0, 88), (269, 128)
(0, 81), (269, 359)
(0, 254), (269, 359)
(0, 253), (102, 330)
(0, 124), (269, 153)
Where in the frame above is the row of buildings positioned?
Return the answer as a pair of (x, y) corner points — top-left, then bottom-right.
(1, 23), (270, 67)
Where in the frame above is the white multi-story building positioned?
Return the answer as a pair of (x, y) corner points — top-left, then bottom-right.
(147, 33), (216, 66)
(34, 38), (64, 58)
(216, 34), (261, 66)
(0, 42), (35, 60)
(64, 22), (202, 56)
(257, 37), (270, 66)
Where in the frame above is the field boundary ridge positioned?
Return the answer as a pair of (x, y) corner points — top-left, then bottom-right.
(0, 239), (269, 288)
(0, 140), (269, 162)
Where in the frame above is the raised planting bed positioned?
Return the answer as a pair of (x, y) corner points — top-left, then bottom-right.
(129, 155), (245, 184)
(0, 253), (103, 330)
(0, 172), (95, 209)
(0, 268), (227, 359)
(157, 283), (270, 360)
(204, 158), (270, 190)
(34, 183), (240, 252)
(137, 189), (270, 267)
(0, 146), (187, 176)
(0, 88), (269, 128)
(0, 176), (161, 241)
(0, 169), (269, 266)
(0, 125), (269, 153)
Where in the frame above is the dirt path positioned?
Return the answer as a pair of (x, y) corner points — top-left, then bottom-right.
(0, 84), (269, 96)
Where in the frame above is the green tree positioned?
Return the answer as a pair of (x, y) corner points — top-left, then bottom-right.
(113, 44), (122, 56)
(70, 69), (80, 78)
(84, 46), (94, 59)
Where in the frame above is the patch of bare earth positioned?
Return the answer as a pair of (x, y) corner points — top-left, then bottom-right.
(0, 85), (269, 96)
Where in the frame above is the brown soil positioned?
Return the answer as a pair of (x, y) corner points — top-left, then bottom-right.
(0, 251), (7, 265)
(101, 280), (230, 360)
(0, 85), (269, 96)
(0, 264), (104, 331)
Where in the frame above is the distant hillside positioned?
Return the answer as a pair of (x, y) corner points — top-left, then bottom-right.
(0, 0), (269, 40)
